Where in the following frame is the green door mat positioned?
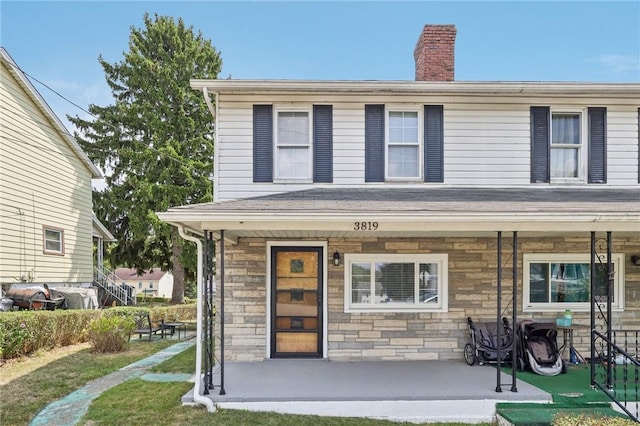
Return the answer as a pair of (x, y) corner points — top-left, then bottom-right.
(496, 402), (628, 426)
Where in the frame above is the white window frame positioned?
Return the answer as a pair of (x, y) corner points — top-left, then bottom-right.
(344, 253), (448, 313)
(385, 108), (422, 181)
(550, 108), (587, 183)
(43, 226), (64, 255)
(523, 253), (624, 312)
(274, 106), (313, 182)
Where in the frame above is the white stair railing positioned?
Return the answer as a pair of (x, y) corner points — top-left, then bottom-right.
(93, 266), (137, 306)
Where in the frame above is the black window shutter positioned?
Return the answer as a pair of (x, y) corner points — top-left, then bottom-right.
(313, 105), (333, 183)
(530, 106), (550, 183)
(253, 105), (273, 182)
(588, 107), (607, 184)
(637, 108), (639, 184)
(365, 104), (385, 182)
(424, 105), (444, 182)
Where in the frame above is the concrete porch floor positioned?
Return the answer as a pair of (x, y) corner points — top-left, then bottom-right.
(187, 360), (553, 423)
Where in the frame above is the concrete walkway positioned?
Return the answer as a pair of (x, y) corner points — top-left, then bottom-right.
(30, 340), (195, 426)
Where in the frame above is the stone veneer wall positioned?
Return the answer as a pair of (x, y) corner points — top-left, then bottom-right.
(215, 236), (640, 362)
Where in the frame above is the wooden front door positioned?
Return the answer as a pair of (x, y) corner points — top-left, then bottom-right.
(271, 247), (323, 358)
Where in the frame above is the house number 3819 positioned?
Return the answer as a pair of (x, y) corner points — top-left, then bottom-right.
(354, 222), (379, 231)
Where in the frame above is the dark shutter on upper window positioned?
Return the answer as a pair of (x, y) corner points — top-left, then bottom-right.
(365, 104), (385, 182)
(530, 106), (550, 183)
(638, 108), (640, 184)
(313, 105), (333, 183)
(424, 105), (444, 182)
(253, 105), (273, 182)
(588, 107), (607, 184)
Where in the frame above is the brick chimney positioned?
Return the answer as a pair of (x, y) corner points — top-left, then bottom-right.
(414, 24), (457, 81)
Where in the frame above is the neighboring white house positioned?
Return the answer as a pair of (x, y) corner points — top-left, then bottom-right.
(113, 267), (173, 298)
(157, 24), (640, 412)
(0, 47), (109, 290)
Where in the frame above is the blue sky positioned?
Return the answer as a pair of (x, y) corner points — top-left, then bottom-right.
(2, 1), (639, 131)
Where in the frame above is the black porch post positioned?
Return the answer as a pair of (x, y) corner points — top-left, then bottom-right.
(590, 232), (596, 388)
(511, 231), (518, 392)
(203, 230), (215, 394)
(219, 230), (226, 395)
(606, 231), (613, 390)
(496, 231), (502, 392)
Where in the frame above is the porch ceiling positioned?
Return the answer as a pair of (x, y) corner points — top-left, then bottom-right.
(157, 187), (640, 243)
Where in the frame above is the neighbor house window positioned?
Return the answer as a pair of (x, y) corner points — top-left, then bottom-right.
(551, 112), (583, 180)
(523, 253), (624, 312)
(43, 227), (64, 255)
(387, 110), (420, 179)
(138, 282), (142, 289)
(275, 109), (312, 180)
(345, 254), (448, 312)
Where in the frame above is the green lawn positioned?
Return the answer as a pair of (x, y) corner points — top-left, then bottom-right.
(1, 339), (492, 426)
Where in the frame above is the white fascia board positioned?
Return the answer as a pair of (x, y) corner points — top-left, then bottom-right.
(157, 211), (640, 233)
(190, 79), (640, 98)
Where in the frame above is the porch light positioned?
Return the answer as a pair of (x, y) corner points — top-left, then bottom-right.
(632, 255), (640, 267)
(332, 251), (341, 267)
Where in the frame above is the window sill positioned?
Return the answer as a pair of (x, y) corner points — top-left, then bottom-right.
(346, 306), (447, 314)
(273, 179), (313, 184)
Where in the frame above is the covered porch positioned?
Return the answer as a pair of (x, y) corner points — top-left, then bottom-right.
(189, 359), (551, 423)
(158, 187), (640, 419)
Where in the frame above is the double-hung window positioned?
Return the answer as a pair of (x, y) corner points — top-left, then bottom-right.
(523, 253), (624, 312)
(387, 110), (420, 179)
(551, 112), (583, 180)
(345, 254), (448, 312)
(275, 109), (312, 180)
(43, 227), (64, 255)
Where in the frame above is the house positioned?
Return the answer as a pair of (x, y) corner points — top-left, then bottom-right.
(0, 47), (113, 295)
(112, 267), (173, 298)
(157, 25), (640, 417)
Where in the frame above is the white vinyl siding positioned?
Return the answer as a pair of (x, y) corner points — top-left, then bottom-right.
(0, 61), (94, 283)
(607, 108), (640, 185)
(214, 94), (639, 201)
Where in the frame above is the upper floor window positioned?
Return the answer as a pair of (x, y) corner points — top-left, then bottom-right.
(551, 112), (583, 180)
(275, 109), (312, 180)
(344, 253), (448, 313)
(531, 106), (606, 184)
(253, 104), (333, 184)
(523, 253), (624, 312)
(43, 227), (64, 255)
(387, 110), (420, 179)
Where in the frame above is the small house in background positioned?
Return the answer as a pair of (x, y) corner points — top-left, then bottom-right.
(113, 268), (173, 298)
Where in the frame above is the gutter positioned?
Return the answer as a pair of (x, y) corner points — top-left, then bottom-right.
(177, 225), (215, 412)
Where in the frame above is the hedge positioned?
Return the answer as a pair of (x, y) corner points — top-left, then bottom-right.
(0, 303), (197, 360)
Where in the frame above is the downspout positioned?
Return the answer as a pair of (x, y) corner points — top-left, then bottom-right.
(177, 225), (215, 412)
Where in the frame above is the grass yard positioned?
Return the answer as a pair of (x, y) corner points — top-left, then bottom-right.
(1, 338), (492, 426)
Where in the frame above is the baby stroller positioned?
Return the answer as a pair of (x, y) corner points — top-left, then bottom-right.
(464, 316), (514, 366)
(515, 320), (564, 376)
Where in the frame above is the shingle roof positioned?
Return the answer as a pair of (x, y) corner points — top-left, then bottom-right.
(170, 187), (640, 214)
(113, 268), (167, 281)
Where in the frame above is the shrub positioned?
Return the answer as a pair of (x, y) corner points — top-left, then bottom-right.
(0, 310), (94, 359)
(87, 314), (135, 353)
(553, 413), (636, 426)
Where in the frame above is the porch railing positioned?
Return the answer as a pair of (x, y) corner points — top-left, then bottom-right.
(93, 266), (137, 306)
(592, 329), (640, 421)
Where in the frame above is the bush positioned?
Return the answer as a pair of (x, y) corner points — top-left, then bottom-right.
(87, 313), (135, 353)
(553, 413), (636, 426)
(0, 310), (94, 359)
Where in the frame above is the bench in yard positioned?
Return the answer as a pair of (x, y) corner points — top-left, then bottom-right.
(133, 313), (164, 341)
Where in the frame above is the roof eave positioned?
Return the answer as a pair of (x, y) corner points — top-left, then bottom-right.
(190, 79), (640, 97)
